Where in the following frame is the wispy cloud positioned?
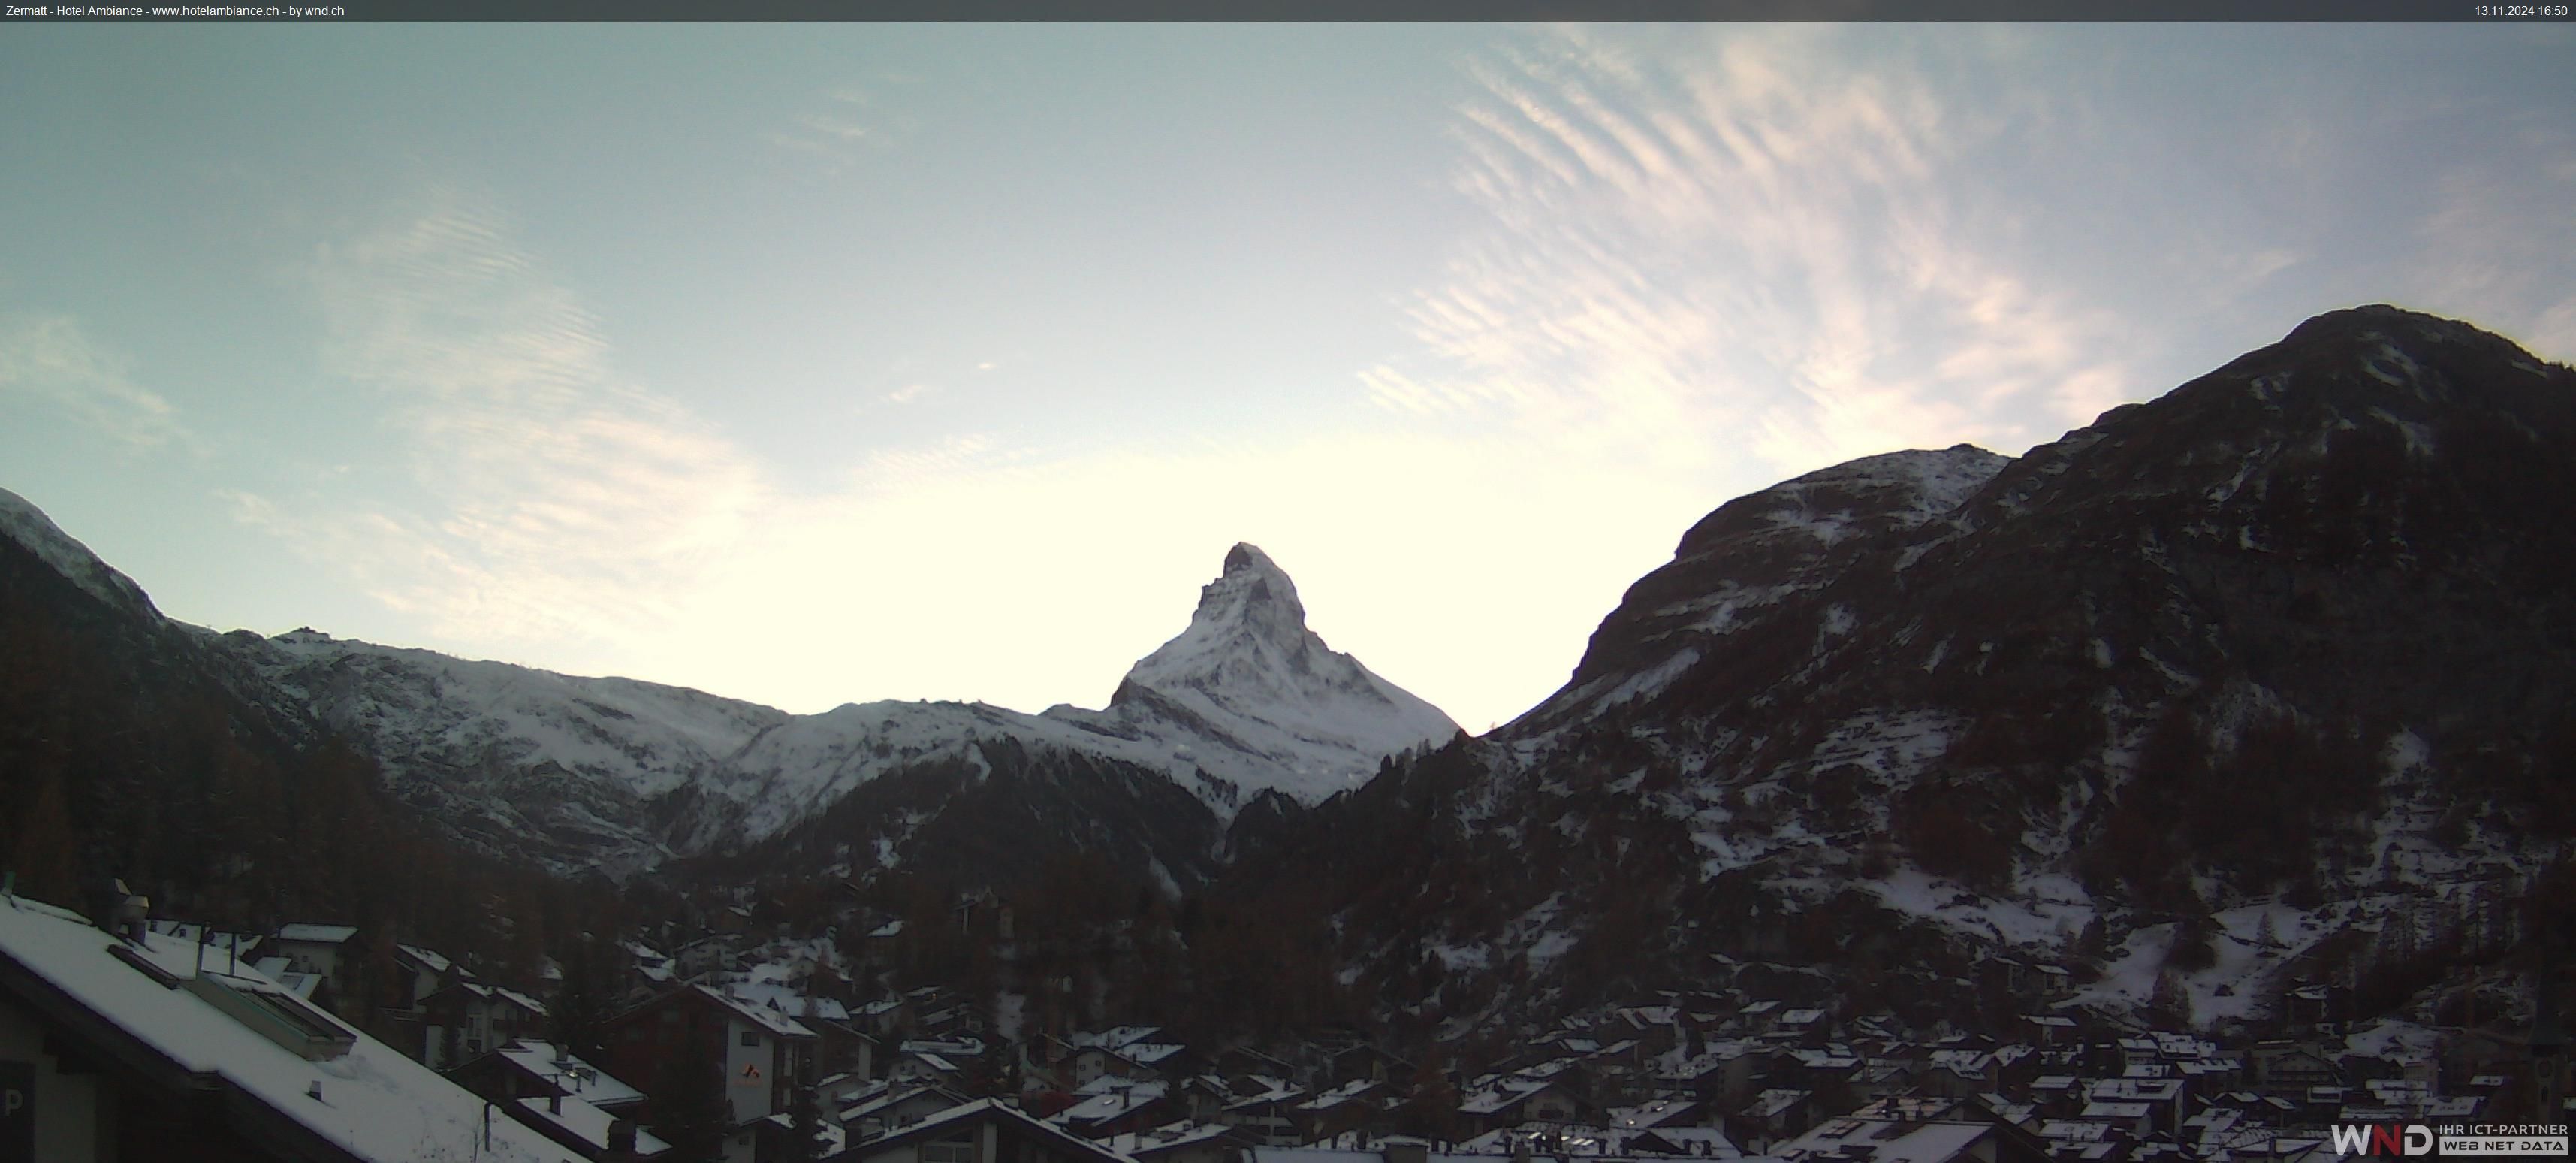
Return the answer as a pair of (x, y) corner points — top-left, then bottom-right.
(2412, 120), (2576, 361)
(247, 188), (766, 650)
(0, 313), (195, 450)
(765, 81), (918, 174)
(1362, 26), (2138, 479)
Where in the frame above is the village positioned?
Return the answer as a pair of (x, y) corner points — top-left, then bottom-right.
(3, 877), (2568, 1163)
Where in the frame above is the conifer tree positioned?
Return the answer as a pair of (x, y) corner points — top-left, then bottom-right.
(783, 1074), (831, 1163)
(653, 1049), (734, 1163)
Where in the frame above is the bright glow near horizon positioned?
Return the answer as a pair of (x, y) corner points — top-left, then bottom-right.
(3, 24), (2571, 732)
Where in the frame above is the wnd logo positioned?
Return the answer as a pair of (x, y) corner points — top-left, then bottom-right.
(2329, 1124), (2436, 1156)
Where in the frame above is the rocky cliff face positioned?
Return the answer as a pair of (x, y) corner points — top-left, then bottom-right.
(1223, 306), (2576, 1038)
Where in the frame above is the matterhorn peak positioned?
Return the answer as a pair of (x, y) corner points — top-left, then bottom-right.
(1181, 542), (1308, 651)
(1047, 542), (1460, 807)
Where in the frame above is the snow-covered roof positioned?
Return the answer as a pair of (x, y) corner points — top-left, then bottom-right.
(843, 1080), (970, 1122)
(149, 920), (263, 954)
(1463, 1122), (1742, 1160)
(394, 944), (453, 974)
(1108, 1119), (1237, 1158)
(1609, 1098), (1697, 1129)
(1296, 1079), (1382, 1113)
(1976, 1094), (2037, 1126)
(1073, 1025), (1166, 1051)
(0, 895), (573, 1163)
(728, 980), (849, 1022)
(1224, 1075), (1305, 1109)
(694, 983), (816, 1038)
(857, 1098), (1133, 1163)
(277, 923), (360, 944)
(1745, 1089), (1810, 1119)
(1458, 1074), (1553, 1116)
(498, 1039), (647, 1108)
(516, 1093), (671, 1157)
(1056, 1080), (1172, 1125)
(2039, 1121), (2114, 1143)
(1775, 1119), (1992, 1163)
(2094, 1077), (2184, 1102)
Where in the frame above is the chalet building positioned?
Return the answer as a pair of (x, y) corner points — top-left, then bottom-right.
(421, 978), (550, 1068)
(2088, 1078), (2188, 1138)
(1220, 1076), (1311, 1146)
(1725, 1087), (1814, 1152)
(382, 943), (459, 1017)
(1176, 1074), (1239, 1125)
(1295, 1077), (1389, 1143)
(2250, 1042), (2342, 1097)
(1458, 1071), (1587, 1137)
(270, 922), (366, 1020)
(445, 1038), (655, 1137)
(0, 893), (572, 1162)
(600, 983), (821, 1128)
(825, 1097), (1131, 1163)
(1054, 1078), (1176, 1140)
(374, 941), (460, 1055)
(1308, 1026), (1409, 1086)
(839, 1079), (976, 1140)
(271, 923), (357, 983)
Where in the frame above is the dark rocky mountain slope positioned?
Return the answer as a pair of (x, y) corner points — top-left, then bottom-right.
(1220, 305), (2576, 1043)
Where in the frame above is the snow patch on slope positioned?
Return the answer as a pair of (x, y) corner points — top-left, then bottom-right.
(0, 486), (156, 615)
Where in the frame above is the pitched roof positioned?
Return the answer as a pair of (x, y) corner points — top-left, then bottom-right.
(277, 923), (360, 944)
(695, 982), (817, 1038)
(515, 1093), (671, 1158)
(394, 943), (453, 974)
(496, 1038), (647, 1108)
(831, 1097), (1134, 1163)
(0, 895), (569, 1163)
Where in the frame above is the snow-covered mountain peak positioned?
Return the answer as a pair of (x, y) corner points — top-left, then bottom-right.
(1031, 544), (1460, 808)
(0, 486), (158, 617)
(1122, 542), (1314, 698)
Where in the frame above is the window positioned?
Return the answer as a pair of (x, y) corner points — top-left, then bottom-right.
(741, 1029), (762, 1047)
(923, 1138), (977, 1163)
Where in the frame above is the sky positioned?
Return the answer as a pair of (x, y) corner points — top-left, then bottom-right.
(2, 23), (2571, 733)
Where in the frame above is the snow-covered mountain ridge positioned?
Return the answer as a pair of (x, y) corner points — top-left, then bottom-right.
(0, 503), (1456, 875)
